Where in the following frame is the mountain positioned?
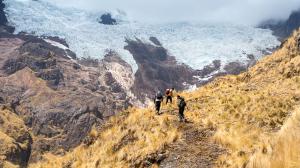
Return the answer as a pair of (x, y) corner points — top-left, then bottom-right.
(0, 0), (295, 167)
(259, 9), (300, 41)
(30, 28), (300, 168)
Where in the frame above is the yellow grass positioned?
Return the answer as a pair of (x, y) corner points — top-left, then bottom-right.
(0, 106), (30, 168)
(247, 107), (300, 168)
(31, 108), (180, 168)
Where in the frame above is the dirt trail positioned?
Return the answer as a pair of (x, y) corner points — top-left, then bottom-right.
(159, 110), (225, 168)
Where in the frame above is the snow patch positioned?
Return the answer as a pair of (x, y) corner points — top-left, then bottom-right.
(43, 39), (69, 50)
(193, 70), (221, 82)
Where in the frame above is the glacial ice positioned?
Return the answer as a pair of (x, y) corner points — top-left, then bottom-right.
(4, 0), (280, 72)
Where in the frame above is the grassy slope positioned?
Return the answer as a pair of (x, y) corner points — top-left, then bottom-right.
(32, 29), (300, 168)
(31, 108), (180, 168)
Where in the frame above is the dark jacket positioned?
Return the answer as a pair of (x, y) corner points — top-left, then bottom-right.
(177, 97), (186, 109)
(154, 92), (163, 103)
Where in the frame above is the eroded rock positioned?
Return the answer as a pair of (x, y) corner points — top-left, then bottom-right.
(125, 38), (197, 101)
(0, 34), (134, 163)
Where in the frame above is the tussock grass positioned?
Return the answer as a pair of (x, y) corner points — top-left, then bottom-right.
(0, 107), (30, 168)
(31, 108), (180, 168)
(247, 107), (300, 168)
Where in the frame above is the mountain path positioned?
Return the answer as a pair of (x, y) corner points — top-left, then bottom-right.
(159, 109), (226, 168)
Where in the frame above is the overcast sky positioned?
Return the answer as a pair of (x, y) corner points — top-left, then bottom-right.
(47, 0), (300, 25)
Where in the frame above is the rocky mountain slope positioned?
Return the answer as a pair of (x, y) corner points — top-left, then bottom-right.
(29, 28), (300, 167)
(1, 0), (297, 167)
(260, 9), (300, 41)
(0, 32), (136, 165)
(0, 30), (253, 166)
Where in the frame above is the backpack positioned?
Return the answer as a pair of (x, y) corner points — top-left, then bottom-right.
(179, 98), (186, 108)
(156, 92), (163, 100)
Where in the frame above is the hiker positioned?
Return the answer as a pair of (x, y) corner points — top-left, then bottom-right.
(154, 91), (164, 115)
(165, 88), (174, 104)
(177, 95), (187, 122)
(297, 36), (300, 50)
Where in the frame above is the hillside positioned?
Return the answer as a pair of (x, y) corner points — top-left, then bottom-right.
(27, 29), (300, 168)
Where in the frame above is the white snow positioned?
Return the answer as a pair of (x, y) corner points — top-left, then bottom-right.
(4, 0), (280, 72)
(43, 39), (69, 50)
(193, 70), (222, 82)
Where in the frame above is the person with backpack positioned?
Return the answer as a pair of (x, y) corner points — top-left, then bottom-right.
(165, 88), (174, 104)
(154, 91), (164, 115)
(177, 95), (187, 122)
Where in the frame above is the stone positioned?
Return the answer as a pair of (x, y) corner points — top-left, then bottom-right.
(98, 13), (117, 25)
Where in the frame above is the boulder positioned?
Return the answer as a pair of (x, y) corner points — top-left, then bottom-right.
(98, 13), (117, 25)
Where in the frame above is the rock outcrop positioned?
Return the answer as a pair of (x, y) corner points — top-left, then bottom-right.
(98, 13), (117, 25)
(0, 0), (7, 26)
(0, 33), (134, 164)
(125, 38), (198, 101)
(0, 0), (14, 33)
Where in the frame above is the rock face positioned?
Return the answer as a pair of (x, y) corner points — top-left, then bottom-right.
(0, 0), (14, 33)
(0, 32), (134, 164)
(260, 9), (300, 40)
(125, 38), (198, 101)
(98, 13), (117, 25)
(0, 0), (7, 26)
(125, 38), (255, 101)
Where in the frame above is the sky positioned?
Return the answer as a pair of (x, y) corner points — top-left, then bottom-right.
(45, 0), (300, 25)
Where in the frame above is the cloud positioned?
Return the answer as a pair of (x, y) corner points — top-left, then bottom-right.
(47, 0), (300, 25)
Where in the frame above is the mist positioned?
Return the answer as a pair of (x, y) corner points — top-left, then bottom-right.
(46, 0), (300, 25)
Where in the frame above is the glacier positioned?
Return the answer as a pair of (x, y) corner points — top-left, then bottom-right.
(4, 0), (280, 72)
